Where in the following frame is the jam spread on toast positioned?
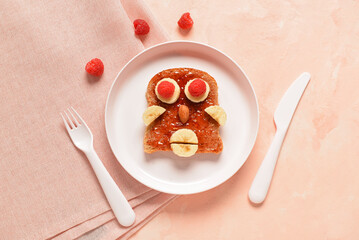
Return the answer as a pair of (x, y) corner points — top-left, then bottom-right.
(146, 68), (222, 153)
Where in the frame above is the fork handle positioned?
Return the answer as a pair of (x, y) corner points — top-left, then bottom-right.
(85, 148), (135, 227)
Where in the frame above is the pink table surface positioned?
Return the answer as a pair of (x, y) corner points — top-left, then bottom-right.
(130, 0), (359, 239)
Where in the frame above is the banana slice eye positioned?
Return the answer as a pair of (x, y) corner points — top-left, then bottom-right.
(184, 78), (210, 103)
(155, 78), (180, 104)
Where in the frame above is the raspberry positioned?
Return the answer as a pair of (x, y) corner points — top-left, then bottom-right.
(178, 12), (193, 29)
(157, 81), (175, 98)
(133, 19), (150, 35)
(188, 79), (206, 97)
(85, 58), (104, 77)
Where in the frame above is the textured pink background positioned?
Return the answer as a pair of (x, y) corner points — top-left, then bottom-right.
(132, 0), (359, 239)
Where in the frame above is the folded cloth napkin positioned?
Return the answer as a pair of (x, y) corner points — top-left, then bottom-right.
(0, 0), (175, 239)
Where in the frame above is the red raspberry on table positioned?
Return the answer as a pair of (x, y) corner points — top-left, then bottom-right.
(178, 12), (193, 30)
(157, 81), (175, 98)
(188, 79), (206, 97)
(85, 58), (104, 77)
(133, 19), (150, 35)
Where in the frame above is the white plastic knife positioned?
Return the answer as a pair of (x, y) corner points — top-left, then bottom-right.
(249, 72), (311, 204)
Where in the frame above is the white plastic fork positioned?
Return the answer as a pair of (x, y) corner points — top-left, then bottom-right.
(60, 107), (135, 227)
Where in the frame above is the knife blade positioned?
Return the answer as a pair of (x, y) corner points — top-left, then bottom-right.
(249, 72), (311, 204)
(274, 72), (311, 129)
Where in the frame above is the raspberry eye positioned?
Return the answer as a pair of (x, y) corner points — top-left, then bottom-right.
(184, 78), (210, 103)
(157, 81), (175, 99)
(188, 79), (206, 97)
(155, 78), (180, 104)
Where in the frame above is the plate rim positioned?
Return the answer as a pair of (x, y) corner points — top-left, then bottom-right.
(105, 40), (259, 194)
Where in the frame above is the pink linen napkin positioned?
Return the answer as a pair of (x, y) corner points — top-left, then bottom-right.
(0, 0), (175, 239)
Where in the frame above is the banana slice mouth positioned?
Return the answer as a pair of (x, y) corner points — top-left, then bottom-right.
(169, 129), (198, 157)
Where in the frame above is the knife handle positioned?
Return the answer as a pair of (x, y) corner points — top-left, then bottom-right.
(249, 130), (286, 204)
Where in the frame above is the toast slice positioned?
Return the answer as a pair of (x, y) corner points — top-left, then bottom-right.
(144, 68), (223, 154)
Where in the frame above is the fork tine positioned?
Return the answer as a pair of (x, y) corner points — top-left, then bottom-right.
(68, 108), (80, 126)
(71, 107), (85, 125)
(60, 113), (71, 131)
(64, 111), (75, 129)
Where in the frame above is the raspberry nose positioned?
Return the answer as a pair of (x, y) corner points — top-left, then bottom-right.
(178, 105), (189, 124)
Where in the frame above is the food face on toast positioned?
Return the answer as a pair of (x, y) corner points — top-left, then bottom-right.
(142, 68), (226, 157)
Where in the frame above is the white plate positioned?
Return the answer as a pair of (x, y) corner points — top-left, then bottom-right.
(105, 41), (259, 194)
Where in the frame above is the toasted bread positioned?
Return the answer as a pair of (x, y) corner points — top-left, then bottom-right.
(144, 68), (223, 154)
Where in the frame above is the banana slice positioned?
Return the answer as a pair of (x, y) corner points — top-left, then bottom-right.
(170, 129), (198, 144)
(142, 105), (166, 126)
(155, 78), (180, 104)
(170, 129), (198, 157)
(184, 79), (210, 103)
(205, 106), (227, 126)
(171, 143), (198, 157)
